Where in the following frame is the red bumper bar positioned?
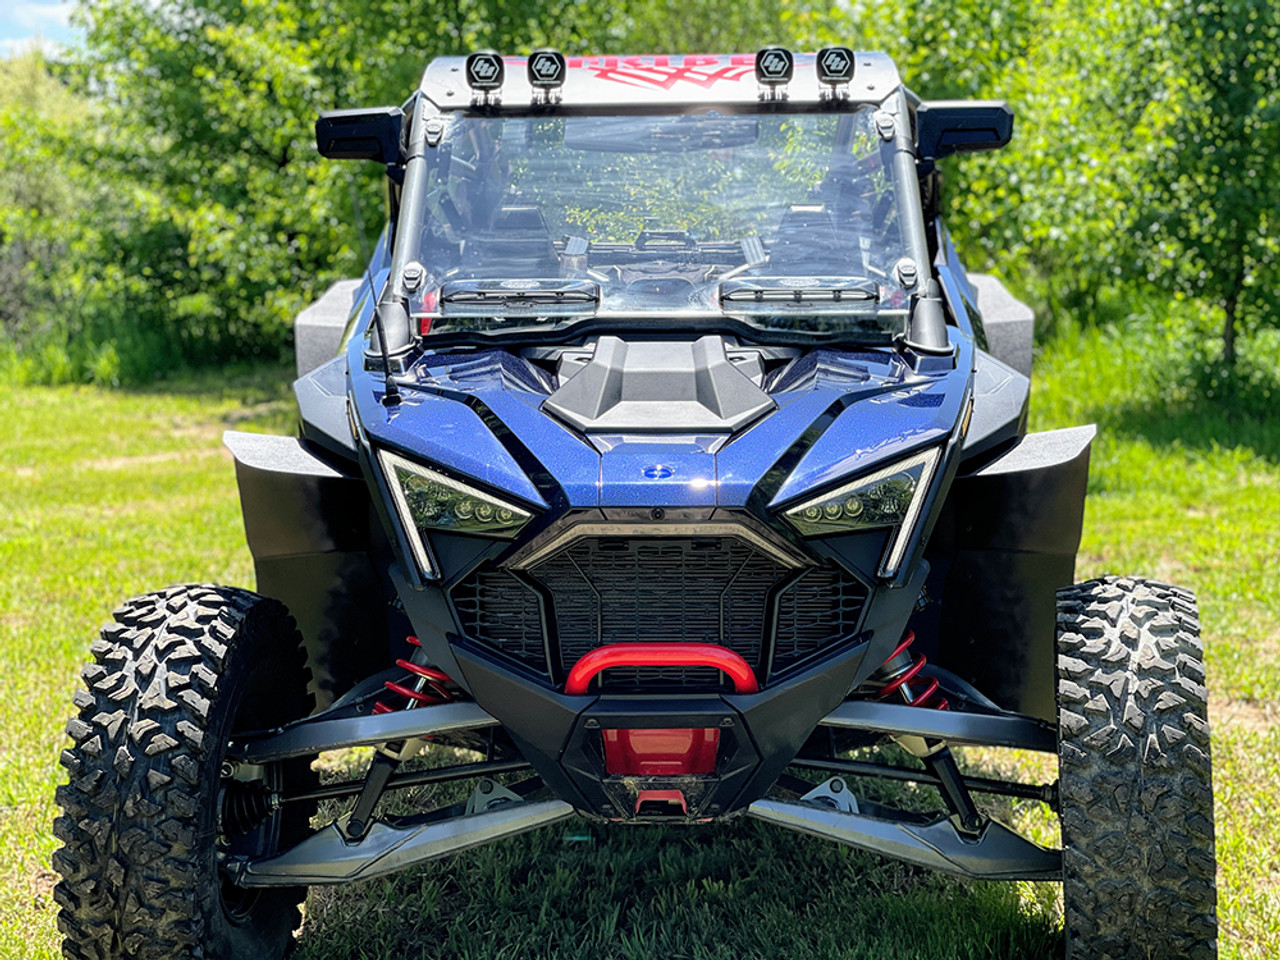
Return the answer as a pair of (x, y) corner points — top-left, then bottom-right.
(564, 643), (759, 695)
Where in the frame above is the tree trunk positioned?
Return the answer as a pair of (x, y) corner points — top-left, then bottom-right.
(1222, 299), (1237, 369)
(1222, 260), (1245, 369)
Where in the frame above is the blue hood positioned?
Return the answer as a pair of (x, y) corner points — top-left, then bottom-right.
(349, 336), (971, 516)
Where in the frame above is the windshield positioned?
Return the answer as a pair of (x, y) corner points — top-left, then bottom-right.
(395, 107), (914, 342)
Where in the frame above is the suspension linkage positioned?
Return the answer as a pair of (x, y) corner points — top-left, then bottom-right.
(789, 756), (1059, 809)
(283, 759), (534, 806)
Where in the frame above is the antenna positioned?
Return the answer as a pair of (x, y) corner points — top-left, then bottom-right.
(350, 173), (401, 407)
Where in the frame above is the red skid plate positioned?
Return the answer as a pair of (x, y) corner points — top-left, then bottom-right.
(603, 727), (720, 776)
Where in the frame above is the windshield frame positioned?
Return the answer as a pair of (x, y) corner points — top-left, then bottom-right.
(380, 88), (931, 351)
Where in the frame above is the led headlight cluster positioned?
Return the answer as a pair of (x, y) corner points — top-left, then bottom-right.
(378, 449), (533, 576)
(782, 447), (941, 578)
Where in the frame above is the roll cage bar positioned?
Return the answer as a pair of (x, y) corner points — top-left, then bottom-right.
(315, 51), (1012, 359)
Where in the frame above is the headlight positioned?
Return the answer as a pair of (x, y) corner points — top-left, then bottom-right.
(378, 449), (534, 576)
(781, 446), (941, 578)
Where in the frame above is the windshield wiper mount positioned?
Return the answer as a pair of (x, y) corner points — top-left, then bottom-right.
(440, 278), (600, 314)
(720, 277), (880, 305)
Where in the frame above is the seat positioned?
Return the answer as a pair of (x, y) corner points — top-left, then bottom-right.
(460, 206), (560, 278)
(768, 204), (859, 275)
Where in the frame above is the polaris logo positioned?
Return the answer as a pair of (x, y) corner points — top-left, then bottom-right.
(754, 47), (794, 85)
(465, 52), (505, 90)
(817, 47), (855, 83)
(528, 50), (566, 87)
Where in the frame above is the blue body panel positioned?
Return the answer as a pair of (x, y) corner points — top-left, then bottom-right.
(456, 388), (601, 507)
(771, 350), (969, 506)
(347, 339), (547, 508)
(349, 332), (971, 517)
(716, 390), (843, 507)
(598, 438), (718, 509)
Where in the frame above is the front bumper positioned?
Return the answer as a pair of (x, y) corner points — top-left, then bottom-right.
(450, 637), (868, 821)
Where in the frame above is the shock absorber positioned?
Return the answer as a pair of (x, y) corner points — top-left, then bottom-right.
(874, 631), (984, 833)
(348, 638), (458, 841)
(372, 636), (456, 714)
(873, 630), (949, 710)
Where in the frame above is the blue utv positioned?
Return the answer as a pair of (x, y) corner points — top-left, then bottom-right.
(53, 48), (1217, 960)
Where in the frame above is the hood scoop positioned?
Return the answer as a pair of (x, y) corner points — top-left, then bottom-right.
(543, 336), (775, 433)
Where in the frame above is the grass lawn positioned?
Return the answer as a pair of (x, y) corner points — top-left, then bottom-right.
(0, 323), (1276, 959)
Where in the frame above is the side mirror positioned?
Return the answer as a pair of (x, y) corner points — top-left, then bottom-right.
(315, 107), (403, 163)
(915, 101), (1013, 160)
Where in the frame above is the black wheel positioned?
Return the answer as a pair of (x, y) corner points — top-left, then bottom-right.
(53, 585), (316, 960)
(1055, 577), (1217, 959)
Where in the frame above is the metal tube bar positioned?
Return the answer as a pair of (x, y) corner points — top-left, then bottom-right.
(565, 643), (759, 695)
(789, 756), (1056, 805)
(819, 699), (1058, 753)
(235, 799), (576, 887)
(285, 759), (534, 805)
(231, 700), (498, 763)
(748, 798), (1061, 881)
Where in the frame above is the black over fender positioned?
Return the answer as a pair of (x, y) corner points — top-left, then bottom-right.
(920, 425), (1095, 721)
(224, 429), (394, 708)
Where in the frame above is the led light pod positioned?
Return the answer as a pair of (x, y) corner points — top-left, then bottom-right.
(527, 48), (566, 89)
(379, 449), (533, 575)
(465, 50), (505, 91)
(782, 447), (941, 578)
(754, 46), (794, 86)
(816, 47), (855, 86)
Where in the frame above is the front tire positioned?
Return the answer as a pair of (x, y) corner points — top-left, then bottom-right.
(1056, 576), (1217, 959)
(53, 585), (316, 960)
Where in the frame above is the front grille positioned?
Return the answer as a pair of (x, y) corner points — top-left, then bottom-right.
(532, 537), (783, 670)
(452, 567), (547, 674)
(773, 565), (870, 672)
(451, 533), (869, 689)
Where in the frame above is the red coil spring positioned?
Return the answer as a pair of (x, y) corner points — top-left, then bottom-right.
(372, 636), (456, 714)
(875, 631), (949, 710)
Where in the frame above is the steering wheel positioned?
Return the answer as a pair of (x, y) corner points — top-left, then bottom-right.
(635, 229), (698, 251)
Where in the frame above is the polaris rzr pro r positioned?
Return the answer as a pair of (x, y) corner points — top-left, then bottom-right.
(54, 48), (1217, 960)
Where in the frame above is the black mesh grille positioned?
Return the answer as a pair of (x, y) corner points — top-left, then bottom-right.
(450, 533), (868, 688)
(591, 666), (729, 692)
(772, 565), (870, 673)
(451, 567), (547, 674)
(529, 537), (784, 671)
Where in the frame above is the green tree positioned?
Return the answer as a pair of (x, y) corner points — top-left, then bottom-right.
(59, 0), (789, 378)
(959, 1), (1173, 329)
(0, 52), (139, 383)
(1136, 0), (1280, 366)
(0, 54), (75, 347)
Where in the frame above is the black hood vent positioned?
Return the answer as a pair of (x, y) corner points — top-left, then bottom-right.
(542, 335), (775, 433)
